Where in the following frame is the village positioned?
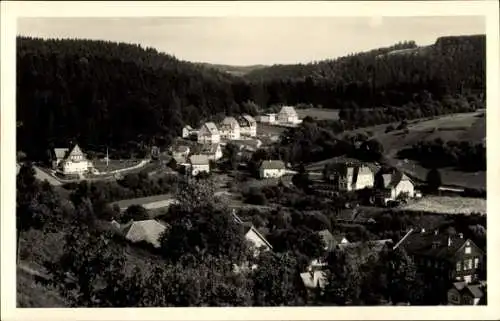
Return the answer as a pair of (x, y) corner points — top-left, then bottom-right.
(19, 103), (487, 307)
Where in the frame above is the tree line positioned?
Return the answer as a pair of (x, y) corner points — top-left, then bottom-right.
(17, 35), (485, 161)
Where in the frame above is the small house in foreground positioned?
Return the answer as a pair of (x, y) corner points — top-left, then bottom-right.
(188, 154), (210, 176)
(447, 281), (485, 305)
(259, 160), (286, 179)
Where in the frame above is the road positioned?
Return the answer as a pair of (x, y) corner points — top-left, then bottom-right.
(33, 166), (62, 186)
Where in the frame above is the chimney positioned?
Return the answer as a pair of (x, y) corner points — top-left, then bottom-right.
(448, 236), (452, 247)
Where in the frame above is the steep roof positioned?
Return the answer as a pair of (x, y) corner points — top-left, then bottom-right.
(243, 223), (273, 250)
(379, 170), (412, 189)
(68, 144), (84, 158)
(260, 160), (285, 170)
(201, 122), (219, 135)
(300, 270), (327, 289)
(398, 231), (479, 261)
(183, 125), (193, 131)
(242, 114), (256, 125)
(451, 282), (484, 299)
(279, 106), (298, 116)
(221, 117), (241, 129)
(54, 148), (69, 159)
(189, 154), (210, 165)
(124, 220), (167, 248)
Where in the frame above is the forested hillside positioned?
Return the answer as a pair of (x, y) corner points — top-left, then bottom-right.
(17, 35), (485, 160)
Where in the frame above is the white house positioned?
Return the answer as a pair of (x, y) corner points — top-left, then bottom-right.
(197, 122), (220, 144)
(277, 106), (300, 124)
(377, 170), (415, 204)
(257, 113), (277, 124)
(232, 211), (273, 256)
(54, 144), (93, 176)
(188, 154), (210, 176)
(238, 114), (257, 137)
(259, 160), (286, 179)
(219, 117), (241, 140)
(200, 144), (223, 161)
(329, 164), (375, 192)
(182, 125), (198, 139)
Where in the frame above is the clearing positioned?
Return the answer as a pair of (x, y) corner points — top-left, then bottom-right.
(92, 158), (143, 173)
(347, 111), (486, 189)
(296, 108), (340, 121)
(401, 196), (486, 215)
(110, 193), (176, 211)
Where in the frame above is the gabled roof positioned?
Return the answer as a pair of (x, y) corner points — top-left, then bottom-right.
(451, 282), (484, 299)
(183, 125), (193, 131)
(200, 144), (221, 155)
(260, 160), (285, 170)
(201, 122), (219, 135)
(221, 117), (241, 129)
(397, 231), (479, 261)
(300, 270), (327, 289)
(124, 219), (167, 248)
(279, 106), (298, 116)
(242, 114), (256, 125)
(68, 144), (84, 158)
(54, 148), (69, 159)
(243, 223), (273, 250)
(189, 154), (210, 165)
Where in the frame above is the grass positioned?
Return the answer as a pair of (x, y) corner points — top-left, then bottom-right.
(110, 193), (175, 210)
(344, 111), (486, 189)
(17, 267), (66, 307)
(256, 123), (287, 137)
(92, 158), (142, 173)
(401, 196), (486, 215)
(296, 108), (340, 121)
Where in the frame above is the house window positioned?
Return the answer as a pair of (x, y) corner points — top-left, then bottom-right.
(464, 259), (473, 270)
(465, 246), (471, 254)
(474, 258), (479, 269)
(456, 262), (462, 271)
(463, 275), (472, 284)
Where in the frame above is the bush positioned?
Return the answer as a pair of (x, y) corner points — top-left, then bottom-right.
(244, 188), (268, 205)
(385, 125), (395, 133)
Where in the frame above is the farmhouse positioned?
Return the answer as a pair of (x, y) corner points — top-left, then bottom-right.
(197, 122), (220, 144)
(182, 125), (198, 139)
(219, 117), (241, 140)
(188, 154), (210, 176)
(53, 144), (94, 176)
(237, 114), (257, 137)
(259, 160), (286, 179)
(116, 219), (168, 249)
(447, 281), (485, 305)
(327, 164), (374, 192)
(375, 169), (415, 204)
(394, 229), (485, 284)
(199, 143), (223, 161)
(257, 113), (277, 124)
(277, 106), (300, 124)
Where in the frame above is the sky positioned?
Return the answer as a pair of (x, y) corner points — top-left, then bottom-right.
(17, 16), (485, 66)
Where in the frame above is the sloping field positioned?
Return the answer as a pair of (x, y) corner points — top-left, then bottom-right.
(110, 193), (176, 210)
(296, 108), (340, 121)
(401, 196), (486, 215)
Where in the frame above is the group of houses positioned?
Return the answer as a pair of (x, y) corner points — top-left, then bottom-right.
(256, 105), (303, 126)
(300, 227), (486, 305)
(320, 162), (422, 206)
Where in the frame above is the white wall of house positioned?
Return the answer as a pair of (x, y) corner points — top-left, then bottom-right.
(220, 127), (241, 140)
(198, 133), (220, 144)
(260, 168), (285, 179)
(240, 126), (257, 137)
(182, 128), (191, 138)
(245, 229), (269, 251)
(352, 173), (374, 191)
(392, 180), (415, 199)
(62, 159), (91, 175)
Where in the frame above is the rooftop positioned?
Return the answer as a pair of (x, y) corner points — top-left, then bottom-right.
(260, 160), (286, 170)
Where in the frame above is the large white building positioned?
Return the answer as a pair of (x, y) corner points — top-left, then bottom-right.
(53, 144), (93, 176)
(237, 115), (257, 137)
(259, 160), (286, 179)
(197, 122), (220, 144)
(277, 106), (300, 125)
(219, 117), (241, 140)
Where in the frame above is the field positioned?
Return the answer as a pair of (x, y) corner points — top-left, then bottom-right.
(93, 158), (142, 173)
(257, 123), (287, 137)
(110, 193), (176, 211)
(296, 108), (340, 121)
(401, 196), (486, 215)
(347, 111), (486, 189)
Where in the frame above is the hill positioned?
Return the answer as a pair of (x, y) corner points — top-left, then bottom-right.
(196, 63), (268, 76)
(17, 35), (485, 161)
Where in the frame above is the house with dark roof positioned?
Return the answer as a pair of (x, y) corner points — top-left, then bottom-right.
(395, 229), (485, 284)
(327, 163), (374, 192)
(197, 122), (220, 144)
(447, 281), (485, 305)
(199, 143), (223, 161)
(374, 168), (415, 205)
(259, 160), (286, 179)
(219, 117), (241, 140)
(237, 114), (257, 137)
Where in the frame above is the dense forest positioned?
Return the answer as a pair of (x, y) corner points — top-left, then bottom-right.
(17, 35), (485, 160)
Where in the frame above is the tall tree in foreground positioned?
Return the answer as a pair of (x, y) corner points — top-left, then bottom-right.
(426, 168), (442, 193)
